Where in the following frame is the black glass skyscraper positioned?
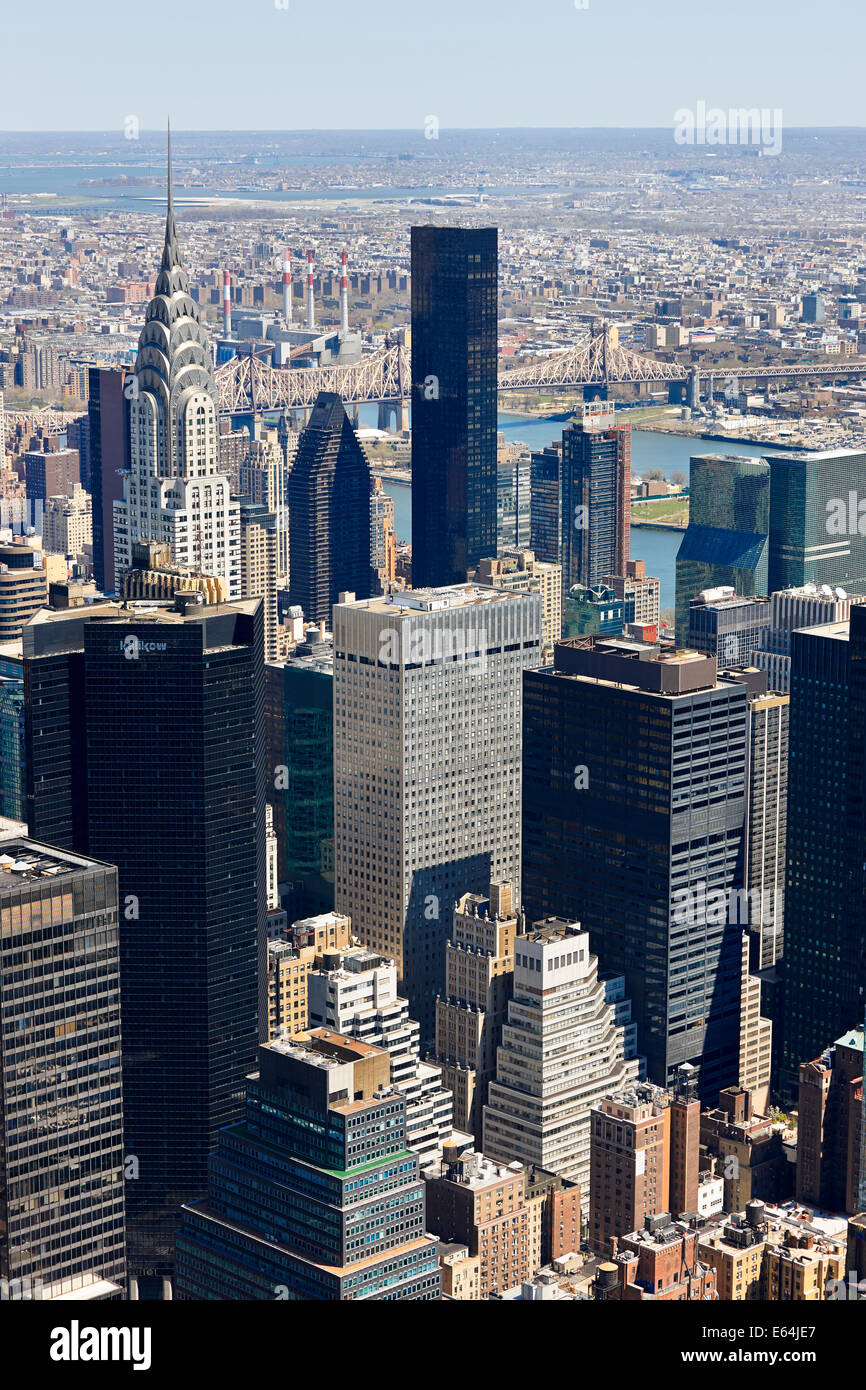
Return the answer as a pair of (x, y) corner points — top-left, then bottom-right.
(410, 226), (498, 588)
(560, 405), (630, 597)
(23, 598), (266, 1280)
(783, 615), (864, 1091)
(521, 637), (748, 1099)
(288, 391), (373, 624)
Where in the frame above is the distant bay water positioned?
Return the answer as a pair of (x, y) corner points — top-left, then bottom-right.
(371, 409), (788, 611)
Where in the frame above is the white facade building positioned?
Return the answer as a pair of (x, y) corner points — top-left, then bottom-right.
(307, 945), (454, 1168)
(113, 142), (239, 596)
(483, 918), (642, 1194)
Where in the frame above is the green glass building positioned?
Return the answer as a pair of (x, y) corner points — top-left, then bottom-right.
(266, 645), (335, 921)
(768, 448), (866, 593)
(675, 454), (770, 644)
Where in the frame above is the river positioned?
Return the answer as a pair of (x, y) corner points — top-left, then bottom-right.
(370, 410), (789, 611)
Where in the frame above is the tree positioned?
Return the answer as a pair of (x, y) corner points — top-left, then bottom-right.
(642, 467), (666, 483)
(671, 469), (687, 488)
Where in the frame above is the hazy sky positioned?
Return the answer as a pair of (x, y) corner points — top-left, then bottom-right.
(4, 0), (866, 131)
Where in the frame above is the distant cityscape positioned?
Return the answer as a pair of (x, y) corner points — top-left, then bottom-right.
(1, 104), (866, 1333)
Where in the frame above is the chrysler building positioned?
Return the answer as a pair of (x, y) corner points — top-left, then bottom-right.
(114, 129), (239, 595)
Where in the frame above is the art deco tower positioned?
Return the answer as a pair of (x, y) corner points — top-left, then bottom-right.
(113, 128), (239, 596)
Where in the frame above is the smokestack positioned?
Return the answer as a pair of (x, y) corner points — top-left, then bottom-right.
(340, 249), (349, 335)
(306, 249), (315, 330)
(282, 248), (292, 326)
(223, 270), (232, 337)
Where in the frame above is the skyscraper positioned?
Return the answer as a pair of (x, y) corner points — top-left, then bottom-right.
(529, 443), (562, 564)
(482, 917), (641, 1193)
(522, 637), (749, 1099)
(0, 840), (125, 1301)
(768, 450), (866, 594)
(410, 226), (498, 588)
(782, 619), (851, 1090)
(266, 636), (335, 920)
(23, 597), (266, 1279)
(675, 455), (770, 645)
(176, 1033), (442, 1300)
(433, 881), (518, 1143)
(333, 584), (541, 1038)
(239, 499), (279, 662)
(560, 402), (630, 597)
(307, 942), (455, 1168)
(287, 391), (373, 624)
(113, 132), (239, 597)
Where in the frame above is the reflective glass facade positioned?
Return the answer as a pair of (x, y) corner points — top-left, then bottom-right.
(411, 226), (499, 588)
(522, 651), (748, 1099)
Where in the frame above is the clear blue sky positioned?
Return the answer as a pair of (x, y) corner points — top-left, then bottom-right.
(3, 0), (864, 130)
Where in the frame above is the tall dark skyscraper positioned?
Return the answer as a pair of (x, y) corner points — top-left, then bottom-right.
(529, 443), (562, 564)
(266, 641), (335, 921)
(522, 637), (749, 1099)
(560, 403), (630, 597)
(23, 597), (266, 1280)
(782, 619), (850, 1090)
(410, 225), (498, 588)
(783, 611), (866, 1093)
(288, 391), (373, 624)
(87, 366), (130, 594)
(0, 839), (126, 1301)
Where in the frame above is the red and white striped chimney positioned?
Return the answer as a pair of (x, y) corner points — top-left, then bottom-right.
(340, 249), (349, 335)
(282, 248), (292, 325)
(223, 269), (232, 337)
(306, 249), (315, 330)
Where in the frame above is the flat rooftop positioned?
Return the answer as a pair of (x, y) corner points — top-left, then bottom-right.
(337, 584), (518, 616)
(0, 838), (110, 884)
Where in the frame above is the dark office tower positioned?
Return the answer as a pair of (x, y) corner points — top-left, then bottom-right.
(176, 1033), (442, 1300)
(768, 450), (866, 594)
(560, 403), (630, 598)
(23, 597), (266, 1281)
(288, 392), (373, 624)
(522, 637), (748, 1099)
(688, 592), (770, 667)
(675, 454), (769, 645)
(530, 443), (562, 563)
(0, 840), (125, 1301)
(410, 225), (498, 588)
(844, 605), (866, 1059)
(265, 637), (335, 920)
(782, 619), (850, 1092)
(87, 366), (130, 593)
